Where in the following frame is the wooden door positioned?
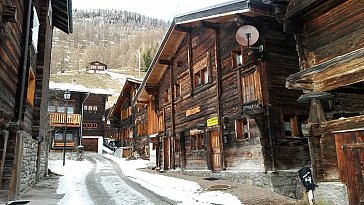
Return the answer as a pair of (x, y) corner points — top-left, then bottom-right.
(163, 138), (170, 170)
(210, 130), (222, 172)
(335, 131), (364, 205)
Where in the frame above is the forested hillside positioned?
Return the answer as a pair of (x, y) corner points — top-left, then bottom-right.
(51, 9), (170, 74)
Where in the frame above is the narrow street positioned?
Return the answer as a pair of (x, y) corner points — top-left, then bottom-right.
(84, 154), (175, 205)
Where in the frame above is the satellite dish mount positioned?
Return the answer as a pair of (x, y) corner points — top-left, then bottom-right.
(236, 25), (263, 52)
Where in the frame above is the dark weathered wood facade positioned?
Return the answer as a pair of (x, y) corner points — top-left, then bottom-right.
(264, 0), (364, 204)
(135, 0), (310, 184)
(0, 0), (72, 202)
(110, 78), (145, 157)
(48, 87), (109, 153)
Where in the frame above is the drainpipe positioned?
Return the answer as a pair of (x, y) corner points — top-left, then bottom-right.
(17, 0), (33, 125)
(80, 92), (91, 145)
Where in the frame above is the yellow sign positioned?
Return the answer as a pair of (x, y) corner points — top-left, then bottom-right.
(207, 117), (218, 127)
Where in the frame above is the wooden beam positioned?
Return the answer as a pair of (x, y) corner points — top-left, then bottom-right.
(174, 25), (192, 33)
(159, 59), (173, 66)
(286, 47), (364, 91)
(199, 21), (220, 30)
(187, 33), (194, 94)
(145, 84), (159, 96)
(319, 115), (364, 134)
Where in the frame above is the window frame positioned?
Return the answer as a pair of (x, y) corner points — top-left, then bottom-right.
(27, 68), (36, 107)
(235, 118), (251, 142)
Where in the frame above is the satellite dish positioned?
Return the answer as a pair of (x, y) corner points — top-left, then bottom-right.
(235, 25), (260, 47)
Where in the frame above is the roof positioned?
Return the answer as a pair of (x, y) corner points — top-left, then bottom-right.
(134, 0), (273, 105)
(49, 82), (113, 95)
(89, 61), (107, 66)
(52, 0), (73, 34)
(112, 78), (142, 115)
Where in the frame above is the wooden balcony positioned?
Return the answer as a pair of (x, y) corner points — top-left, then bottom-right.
(49, 113), (81, 127)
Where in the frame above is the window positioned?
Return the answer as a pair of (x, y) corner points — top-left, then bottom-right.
(88, 105), (92, 111)
(232, 50), (242, 68)
(92, 106), (98, 112)
(67, 106), (74, 114)
(164, 89), (169, 103)
(84, 105), (88, 111)
(57, 106), (65, 113)
(48, 105), (56, 112)
(283, 115), (306, 137)
(66, 133), (73, 141)
(27, 68), (36, 106)
(54, 132), (63, 141)
(191, 134), (204, 151)
(194, 67), (209, 89)
(92, 123), (97, 128)
(175, 84), (181, 98)
(241, 66), (262, 104)
(236, 118), (250, 141)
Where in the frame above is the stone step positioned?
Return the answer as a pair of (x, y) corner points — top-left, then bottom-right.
(210, 172), (222, 179)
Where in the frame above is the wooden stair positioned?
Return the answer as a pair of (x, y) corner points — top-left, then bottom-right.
(0, 130), (16, 203)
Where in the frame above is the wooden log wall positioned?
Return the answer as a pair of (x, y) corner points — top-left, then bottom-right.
(0, 0), (24, 125)
(303, 0), (364, 68)
(82, 94), (107, 137)
(166, 28), (218, 169)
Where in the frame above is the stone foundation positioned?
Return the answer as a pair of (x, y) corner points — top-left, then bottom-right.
(314, 182), (349, 205)
(173, 169), (301, 198)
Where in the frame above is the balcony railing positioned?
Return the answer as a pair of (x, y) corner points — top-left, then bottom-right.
(49, 113), (81, 127)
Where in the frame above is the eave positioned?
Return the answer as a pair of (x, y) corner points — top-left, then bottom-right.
(286, 47), (364, 92)
(52, 0), (73, 34)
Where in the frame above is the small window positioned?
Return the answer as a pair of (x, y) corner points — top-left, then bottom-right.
(175, 84), (181, 98)
(54, 132), (63, 141)
(164, 89), (169, 103)
(57, 106), (65, 113)
(232, 50), (242, 68)
(67, 106), (74, 114)
(191, 134), (204, 151)
(93, 106), (98, 112)
(235, 118), (250, 142)
(283, 115), (306, 137)
(84, 105), (88, 111)
(66, 133), (73, 141)
(88, 105), (93, 112)
(48, 106), (56, 112)
(92, 123), (97, 128)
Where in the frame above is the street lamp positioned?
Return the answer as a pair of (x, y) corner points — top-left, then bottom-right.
(63, 90), (71, 166)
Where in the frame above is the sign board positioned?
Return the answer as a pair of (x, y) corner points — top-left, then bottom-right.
(186, 106), (200, 117)
(207, 117), (218, 127)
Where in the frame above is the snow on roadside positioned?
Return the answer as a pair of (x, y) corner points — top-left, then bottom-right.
(104, 154), (243, 205)
(48, 160), (94, 205)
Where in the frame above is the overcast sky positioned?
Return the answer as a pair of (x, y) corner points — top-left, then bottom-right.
(73, 0), (231, 20)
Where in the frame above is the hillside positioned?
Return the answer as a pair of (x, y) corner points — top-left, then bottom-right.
(51, 9), (169, 74)
(50, 69), (146, 108)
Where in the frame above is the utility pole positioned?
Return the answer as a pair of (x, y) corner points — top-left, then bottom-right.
(138, 49), (141, 79)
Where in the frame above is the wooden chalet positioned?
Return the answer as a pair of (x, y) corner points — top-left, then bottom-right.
(263, 0), (363, 204)
(110, 78), (143, 158)
(49, 84), (111, 153)
(135, 0), (310, 197)
(104, 107), (119, 143)
(87, 61), (108, 73)
(0, 0), (72, 202)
